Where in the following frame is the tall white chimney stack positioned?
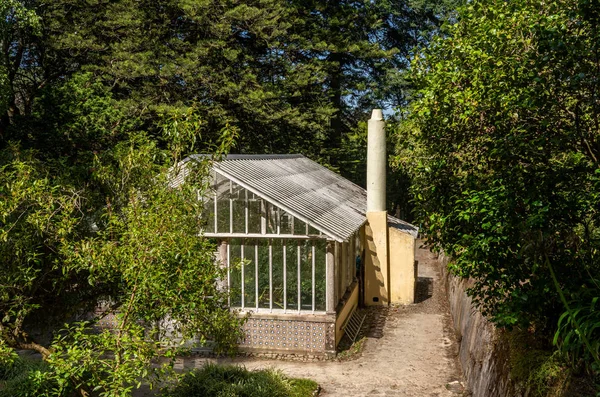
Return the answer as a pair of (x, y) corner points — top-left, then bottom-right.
(367, 109), (386, 212)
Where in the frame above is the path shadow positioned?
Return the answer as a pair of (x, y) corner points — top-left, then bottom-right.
(365, 306), (389, 339)
(415, 277), (434, 303)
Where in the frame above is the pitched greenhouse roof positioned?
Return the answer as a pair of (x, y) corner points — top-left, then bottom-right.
(178, 154), (418, 241)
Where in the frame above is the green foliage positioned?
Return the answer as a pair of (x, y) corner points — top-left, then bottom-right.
(505, 330), (570, 397)
(0, 340), (17, 367)
(394, 0), (600, 374)
(160, 364), (319, 397)
(0, 0), (40, 117)
(554, 289), (600, 374)
(0, 103), (243, 395)
(0, 356), (54, 397)
(2, 0), (457, 172)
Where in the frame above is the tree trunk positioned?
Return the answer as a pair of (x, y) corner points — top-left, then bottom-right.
(16, 341), (52, 360)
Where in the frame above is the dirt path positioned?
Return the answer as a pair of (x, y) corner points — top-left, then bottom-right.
(168, 242), (466, 396)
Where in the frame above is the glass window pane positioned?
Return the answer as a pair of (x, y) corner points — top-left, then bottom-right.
(300, 241), (312, 310)
(248, 194), (261, 234)
(216, 196), (230, 233)
(285, 240), (298, 310)
(293, 218), (306, 235)
(266, 203), (278, 234)
(308, 225), (320, 235)
(229, 239), (242, 307)
(257, 241), (270, 308)
(203, 194), (214, 233)
(214, 173), (230, 233)
(279, 211), (292, 235)
(315, 240), (327, 311)
(243, 240), (256, 308)
(271, 239), (284, 309)
(231, 183), (246, 233)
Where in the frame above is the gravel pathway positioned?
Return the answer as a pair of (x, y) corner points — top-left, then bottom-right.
(159, 241), (467, 397)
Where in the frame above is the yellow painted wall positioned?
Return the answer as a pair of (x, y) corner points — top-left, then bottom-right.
(364, 211), (389, 306)
(389, 228), (416, 304)
(334, 283), (359, 345)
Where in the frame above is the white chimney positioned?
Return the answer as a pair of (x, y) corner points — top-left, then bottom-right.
(367, 109), (386, 212)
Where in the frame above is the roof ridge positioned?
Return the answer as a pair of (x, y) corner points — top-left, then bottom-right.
(224, 154), (305, 160)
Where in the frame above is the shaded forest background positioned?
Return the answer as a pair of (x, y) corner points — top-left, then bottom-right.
(1, 0), (454, 217)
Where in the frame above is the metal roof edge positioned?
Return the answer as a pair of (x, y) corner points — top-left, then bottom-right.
(387, 214), (419, 239)
(188, 153), (305, 160)
(222, 154), (305, 160)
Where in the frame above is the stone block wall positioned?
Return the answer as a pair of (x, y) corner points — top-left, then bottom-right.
(441, 254), (520, 397)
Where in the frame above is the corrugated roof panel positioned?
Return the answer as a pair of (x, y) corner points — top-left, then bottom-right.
(214, 157), (366, 240)
(175, 154), (418, 241)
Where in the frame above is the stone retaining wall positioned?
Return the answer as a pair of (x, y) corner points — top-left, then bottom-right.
(440, 254), (521, 397)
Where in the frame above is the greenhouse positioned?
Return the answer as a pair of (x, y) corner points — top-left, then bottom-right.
(173, 111), (419, 356)
(202, 155), (365, 316)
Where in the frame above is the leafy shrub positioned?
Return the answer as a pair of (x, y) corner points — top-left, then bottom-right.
(505, 330), (571, 397)
(554, 289), (600, 375)
(161, 363), (318, 397)
(0, 356), (54, 397)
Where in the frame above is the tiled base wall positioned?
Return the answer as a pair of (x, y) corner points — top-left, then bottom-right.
(94, 310), (337, 356)
(239, 316), (336, 356)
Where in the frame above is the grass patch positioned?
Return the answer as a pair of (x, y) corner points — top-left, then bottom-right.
(504, 329), (571, 397)
(161, 363), (319, 397)
(336, 336), (366, 361)
(0, 355), (51, 397)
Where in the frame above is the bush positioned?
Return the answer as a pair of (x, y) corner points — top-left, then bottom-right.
(161, 363), (318, 397)
(0, 356), (54, 397)
(554, 289), (600, 376)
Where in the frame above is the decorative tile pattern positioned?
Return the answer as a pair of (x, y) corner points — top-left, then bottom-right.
(240, 317), (334, 353)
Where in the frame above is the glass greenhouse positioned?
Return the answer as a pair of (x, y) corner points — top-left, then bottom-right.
(174, 154), (418, 356)
(203, 157), (363, 315)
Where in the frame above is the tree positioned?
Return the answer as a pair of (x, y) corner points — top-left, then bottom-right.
(1, 0), (334, 158)
(1, 119), (243, 397)
(0, 0), (41, 137)
(1, 5), (244, 395)
(1, 0), (457, 169)
(287, 0), (458, 164)
(395, 0), (600, 369)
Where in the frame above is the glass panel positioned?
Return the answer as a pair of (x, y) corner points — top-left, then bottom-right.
(265, 202), (278, 234)
(315, 240), (327, 311)
(293, 218), (306, 236)
(285, 240), (298, 310)
(271, 239), (284, 309)
(257, 241), (270, 308)
(300, 240), (312, 310)
(231, 182), (246, 233)
(248, 194), (261, 234)
(308, 224), (320, 235)
(203, 194), (214, 233)
(227, 236), (327, 311)
(229, 239), (242, 307)
(243, 240), (256, 308)
(279, 211), (292, 235)
(214, 173), (230, 233)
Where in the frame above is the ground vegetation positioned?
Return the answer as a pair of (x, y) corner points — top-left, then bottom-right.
(395, 0), (600, 381)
